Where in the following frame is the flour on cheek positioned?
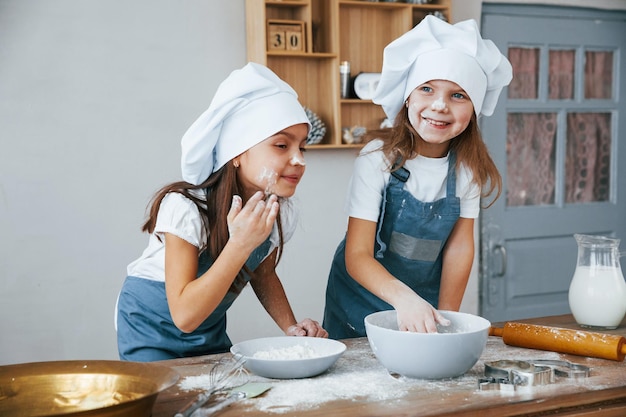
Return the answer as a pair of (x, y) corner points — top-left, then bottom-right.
(408, 101), (424, 130)
(257, 167), (278, 195)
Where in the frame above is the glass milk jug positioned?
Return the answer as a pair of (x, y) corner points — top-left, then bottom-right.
(568, 234), (626, 329)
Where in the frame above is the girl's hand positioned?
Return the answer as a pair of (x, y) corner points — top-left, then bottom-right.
(227, 191), (279, 252)
(286, 319), (329, 338)
(395, 293), (451, 333)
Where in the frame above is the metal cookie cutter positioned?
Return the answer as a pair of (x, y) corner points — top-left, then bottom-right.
(526, 359), (591, 379)
(478, 359), (591, 391)
(477, 376), (516, 392)
(479, 360), (554, 391)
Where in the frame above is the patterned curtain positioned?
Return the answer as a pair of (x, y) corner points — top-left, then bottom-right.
(508, 48), (538, 100)
(549, 50), (575, 99)
(507, 113), (556, 206)
(565, 112), (611, 203)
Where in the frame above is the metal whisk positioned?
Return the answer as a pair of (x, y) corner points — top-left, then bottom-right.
(207, 355), (248, 392)
(174, 354), (247, 417)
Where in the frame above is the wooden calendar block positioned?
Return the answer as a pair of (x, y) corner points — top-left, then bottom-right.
(267, 20), (305, 52)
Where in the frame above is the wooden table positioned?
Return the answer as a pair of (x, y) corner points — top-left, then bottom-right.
(152, 315), (626, 416)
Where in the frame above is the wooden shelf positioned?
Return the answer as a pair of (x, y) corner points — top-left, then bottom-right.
(266, 51), (337, 58)
(245, 0), (452, 148)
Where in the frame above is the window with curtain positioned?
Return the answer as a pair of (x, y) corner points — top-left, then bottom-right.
(505, 47), (613, 207)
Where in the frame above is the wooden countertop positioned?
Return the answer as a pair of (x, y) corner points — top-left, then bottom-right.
(152, 315), (626, 416)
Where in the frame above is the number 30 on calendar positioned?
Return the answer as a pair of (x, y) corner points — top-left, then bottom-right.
(267, 20), (305, 52)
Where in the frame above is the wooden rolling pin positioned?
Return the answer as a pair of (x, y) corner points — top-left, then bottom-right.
(490, 322), (626, 361)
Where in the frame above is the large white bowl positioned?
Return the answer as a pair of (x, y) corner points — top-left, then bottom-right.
(365, 310), (490, 379)
(230, 336), (346, 379)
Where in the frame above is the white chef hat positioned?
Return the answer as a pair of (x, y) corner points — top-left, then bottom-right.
(181, 62), (311, 185)
(373, 15), (512, 120)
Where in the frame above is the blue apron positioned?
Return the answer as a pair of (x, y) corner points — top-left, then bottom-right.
(323, 153), (460, 339)
(117, 239), (272, 362)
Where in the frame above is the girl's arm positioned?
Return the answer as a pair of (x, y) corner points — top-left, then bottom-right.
(164, 192), (279, 333)
(251, 249), (328, 338)
(438, 217), (474, 310)
(344, 216), (449, 333)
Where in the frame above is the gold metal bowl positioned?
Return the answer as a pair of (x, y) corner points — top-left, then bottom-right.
(0, 360), (179, 416)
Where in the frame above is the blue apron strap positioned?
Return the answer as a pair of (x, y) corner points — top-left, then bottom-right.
(375, 162), (410, 259)
(446, 151), (457, 197)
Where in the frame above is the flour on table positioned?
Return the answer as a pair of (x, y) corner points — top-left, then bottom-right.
(249, 340), (477, 414)
(176, 337), (599, 414)
(179, 375), (216, 392)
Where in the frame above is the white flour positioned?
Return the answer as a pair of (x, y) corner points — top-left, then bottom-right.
(178, 374), (218, 392)
(252, 344), (319, 360)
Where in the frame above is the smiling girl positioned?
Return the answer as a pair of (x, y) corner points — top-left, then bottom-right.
(323, 16), (513, 338)
(116, 63), (327, 362)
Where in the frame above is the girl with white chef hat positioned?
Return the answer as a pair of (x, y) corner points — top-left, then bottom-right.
(117, 62), (327, 362)
(324, 15), (512, 339)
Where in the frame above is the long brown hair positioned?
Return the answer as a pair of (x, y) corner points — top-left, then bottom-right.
(141, 162), (284, 293)
(364, 107), (502, 207)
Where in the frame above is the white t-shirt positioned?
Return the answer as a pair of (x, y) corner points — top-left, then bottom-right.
(346, 139), (481, 222)
(126, 192), (298, 282)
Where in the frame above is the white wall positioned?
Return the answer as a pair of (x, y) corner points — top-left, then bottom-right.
(1, 0), (624, 366)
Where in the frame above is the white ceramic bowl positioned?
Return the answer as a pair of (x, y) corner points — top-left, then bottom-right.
(365, 310), (490, 379)
(230, 336), (346, 379)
